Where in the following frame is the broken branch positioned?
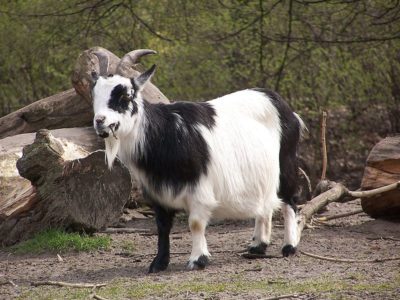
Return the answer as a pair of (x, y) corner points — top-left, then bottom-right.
(31, 281), (107, 288)
(349, 181), (400, 198)
(317, 208), (364, 221)
(301, 250), (400, 263)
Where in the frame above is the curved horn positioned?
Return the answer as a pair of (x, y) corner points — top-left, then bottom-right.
(93, 50), (110, 76)
(116, 49), (157, 77)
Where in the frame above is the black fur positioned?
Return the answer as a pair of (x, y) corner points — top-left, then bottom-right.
(282, 244), (297, 257)
(252, 88), (301, 212)
(146, 191), (176, 273)
(190, 254), (209, 270)
(248, 242), (268, 255)
(135, 100), (216, 195)
(108, 84), (138, 115)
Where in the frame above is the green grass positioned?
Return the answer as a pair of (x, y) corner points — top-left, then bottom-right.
(11, 229), (111, 254)
(17, 274), (400, 300)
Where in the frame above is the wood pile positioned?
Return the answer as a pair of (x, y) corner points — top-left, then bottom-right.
(0, 47), (168, 245)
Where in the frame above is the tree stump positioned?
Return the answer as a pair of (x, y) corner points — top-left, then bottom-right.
(361, 136), (400, 219)
(0, 129), (131, 246)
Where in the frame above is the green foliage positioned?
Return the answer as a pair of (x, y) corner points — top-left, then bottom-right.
(11, 228), (111, 254)
(0, 0), (399, 130)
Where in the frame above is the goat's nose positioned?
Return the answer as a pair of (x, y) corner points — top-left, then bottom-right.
(95, 115), (106, 125)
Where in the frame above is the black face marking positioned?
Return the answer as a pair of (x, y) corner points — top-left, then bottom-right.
(108, 84), (137, 115)
(252, 88), (301, 211)
(135, 100), (216, 195)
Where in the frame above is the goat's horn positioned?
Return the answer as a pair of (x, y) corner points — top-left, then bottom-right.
(93, 50), (109, 76)
(116, 49), (157, 77)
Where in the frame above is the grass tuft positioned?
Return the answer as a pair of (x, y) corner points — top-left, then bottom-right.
(11, 228), (111, 254)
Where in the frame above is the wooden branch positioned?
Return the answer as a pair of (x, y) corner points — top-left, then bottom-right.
(349, 181), (400, 198)
(317, 209), (364, 221)
(0, 280), (18, 288)
(264, 293), (307, 300)
(92, 294), (109, 300)
(301, 250), (400, 263)
(31, 281), (107, 288)
(366, 236), (400, 242)
(320, 111), (328, 181)
(297, 182), (348, 236)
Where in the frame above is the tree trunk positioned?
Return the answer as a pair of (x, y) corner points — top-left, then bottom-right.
(361, 136), (400, 218)
(0, 129), (131, 246)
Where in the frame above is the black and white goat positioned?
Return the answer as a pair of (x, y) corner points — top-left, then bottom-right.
(91, 49), (305, 272)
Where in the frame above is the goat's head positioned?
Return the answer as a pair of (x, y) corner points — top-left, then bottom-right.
(91, 49), (156, 167)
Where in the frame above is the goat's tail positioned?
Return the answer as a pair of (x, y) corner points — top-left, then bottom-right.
(294, 113), (308, 140)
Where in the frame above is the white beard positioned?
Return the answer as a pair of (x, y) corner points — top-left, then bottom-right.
(104, 137), (120, 169)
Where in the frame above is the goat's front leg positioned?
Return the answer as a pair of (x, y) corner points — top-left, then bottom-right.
(149, 204), (176, 273)
(187, 206), (211, 270)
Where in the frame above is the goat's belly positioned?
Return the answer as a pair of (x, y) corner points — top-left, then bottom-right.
(210, 187), (282, 220)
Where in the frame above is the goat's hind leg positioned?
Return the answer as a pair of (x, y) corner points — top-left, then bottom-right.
(248, 210), (273, 254)
(282, 200), (298, 257)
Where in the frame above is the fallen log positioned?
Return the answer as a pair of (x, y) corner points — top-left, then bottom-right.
(0, 47), (169, 139)
(0, 89), (90, 139)
(360, 136), (400, 218)
(0, 129), (131, 246)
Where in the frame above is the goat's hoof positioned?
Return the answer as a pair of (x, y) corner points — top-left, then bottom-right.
(248, 242), (268, 255)
(282, 244), (297, 257)
(148, 258), (169, 273)
(187, 255), (209, 270)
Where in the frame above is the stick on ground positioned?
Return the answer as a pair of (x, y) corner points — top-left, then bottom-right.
(301, 250), (400, 263)
(31, 281), (107, 288)
(317, 209), (364, 221)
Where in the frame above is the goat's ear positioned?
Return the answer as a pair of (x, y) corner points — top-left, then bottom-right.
(134, 64), (156, 91)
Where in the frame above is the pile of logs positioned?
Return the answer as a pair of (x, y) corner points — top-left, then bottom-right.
(0, 47), (169, 246)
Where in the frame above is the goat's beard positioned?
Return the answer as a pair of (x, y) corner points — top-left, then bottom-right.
(104, 138), (120, 169)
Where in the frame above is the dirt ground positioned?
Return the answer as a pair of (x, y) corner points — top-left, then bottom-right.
(1, 199), (399, 300)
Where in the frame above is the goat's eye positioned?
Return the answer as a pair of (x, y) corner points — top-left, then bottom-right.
(108, 84), (130, 113)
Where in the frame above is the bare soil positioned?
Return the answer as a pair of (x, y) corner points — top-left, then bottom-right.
(1, 200), (399, 300)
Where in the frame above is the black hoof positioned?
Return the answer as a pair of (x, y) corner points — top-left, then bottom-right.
(187, 255), (209, 270)
(282, 244), (297, 257)
(248, 242), (268, 255)
(148, 257), (169, 273)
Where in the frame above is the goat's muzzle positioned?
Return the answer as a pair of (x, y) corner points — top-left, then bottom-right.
(95, 122), (119, 139)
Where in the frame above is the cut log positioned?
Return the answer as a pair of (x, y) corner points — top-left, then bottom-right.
(0, 47), (168, 139)
(0, 127), (103, 212)
(361, 136), (400, 218)
(0, 129), (131, 246)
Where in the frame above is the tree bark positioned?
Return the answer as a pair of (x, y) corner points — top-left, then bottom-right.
(361, 136), (400, 218)
(0, 129), (131, 246)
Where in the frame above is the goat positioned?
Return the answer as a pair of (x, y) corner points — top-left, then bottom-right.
(91, 49), (305, 273)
